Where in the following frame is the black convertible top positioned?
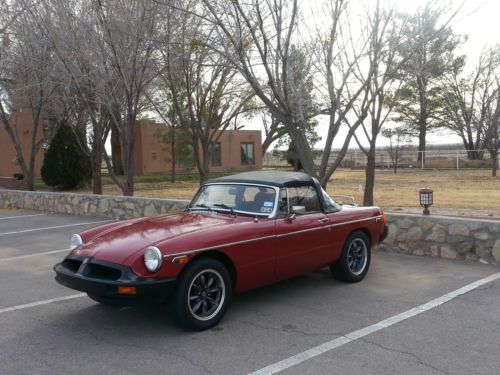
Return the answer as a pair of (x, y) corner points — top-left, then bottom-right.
(206, 171), (317, 188)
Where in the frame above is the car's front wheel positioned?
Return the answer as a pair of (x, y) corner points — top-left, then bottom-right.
(330, 231), (371, 282)
(171, 257), (232, 330)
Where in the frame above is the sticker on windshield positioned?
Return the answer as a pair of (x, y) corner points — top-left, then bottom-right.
(263, 201), (274, 207)
(261, 207), (273, 213)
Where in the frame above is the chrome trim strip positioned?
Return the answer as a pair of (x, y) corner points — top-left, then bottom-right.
(164, 234), (277, 258)
(163, 215), (382, 259)
(276, 225), (328, 238)
(329, 216), (382, 228)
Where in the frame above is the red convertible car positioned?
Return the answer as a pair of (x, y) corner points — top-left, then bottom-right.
(55, 171), (388, 330)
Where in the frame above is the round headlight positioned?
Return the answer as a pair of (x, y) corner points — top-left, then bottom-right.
(69, 234), (83, 250)
(144, 246), (162, 272)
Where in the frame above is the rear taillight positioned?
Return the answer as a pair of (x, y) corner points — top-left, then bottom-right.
(382, 211), (388, 225)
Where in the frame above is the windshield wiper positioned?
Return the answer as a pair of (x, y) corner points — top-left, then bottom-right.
(189, 204), (213, 212)
(212, 203), (236, 216)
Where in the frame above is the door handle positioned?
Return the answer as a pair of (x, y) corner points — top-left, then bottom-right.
(318, 218), (330, 224)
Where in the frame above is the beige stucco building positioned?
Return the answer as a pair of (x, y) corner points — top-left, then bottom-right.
(0, 109), (45, 178)
(133, 119), (262, 175)
(0, 114), (262, 181)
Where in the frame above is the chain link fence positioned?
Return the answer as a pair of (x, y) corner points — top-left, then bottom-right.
(264, 149), (499, 170)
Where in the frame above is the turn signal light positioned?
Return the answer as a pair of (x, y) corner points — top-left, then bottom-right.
(172, 255), (189, 264)
(117, 286), (137, 295)
(382, 211), (388, 225)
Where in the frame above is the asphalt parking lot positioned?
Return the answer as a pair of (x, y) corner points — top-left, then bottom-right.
(1, 208), (499, 375)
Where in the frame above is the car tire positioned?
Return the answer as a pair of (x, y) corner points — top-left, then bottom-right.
(330, 231), (371, 283)
(171, 257), (232, 331)
(87, 293), (121, 307)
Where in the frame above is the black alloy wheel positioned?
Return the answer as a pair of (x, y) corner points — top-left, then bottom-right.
(330, 231), (371, 282)
(172, 257), (232, 330)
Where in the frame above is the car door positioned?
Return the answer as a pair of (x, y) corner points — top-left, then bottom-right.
(275, 185), (332, 280)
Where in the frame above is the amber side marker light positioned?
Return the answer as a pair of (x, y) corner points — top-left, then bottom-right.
(118, 286), (137, 295)
(172, 255), (189, 264)
(382, 211), (388, 225)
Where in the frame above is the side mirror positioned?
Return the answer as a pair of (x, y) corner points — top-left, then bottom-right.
(291, 205), (306, 215)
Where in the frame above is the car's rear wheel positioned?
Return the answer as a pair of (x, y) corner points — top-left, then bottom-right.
(330, 231), (371, 282)
(171, 257), (232, 331)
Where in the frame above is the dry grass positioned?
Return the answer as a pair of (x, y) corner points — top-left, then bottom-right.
(99, 169), (500, 218)
(325, 169), (500, 214)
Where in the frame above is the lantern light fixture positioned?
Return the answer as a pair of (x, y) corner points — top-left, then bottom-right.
(419, 188), (433, 215)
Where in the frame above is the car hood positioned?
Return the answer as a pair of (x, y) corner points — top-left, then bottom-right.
(71, 213), (233, 263)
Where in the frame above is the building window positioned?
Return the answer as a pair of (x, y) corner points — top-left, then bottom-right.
(210, 143), (221, 166)
(241, 143), (254, 165)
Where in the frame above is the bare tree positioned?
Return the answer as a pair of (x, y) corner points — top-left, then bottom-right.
(0, 2), (67, 190)
(37, 0), (160, 196)
(350, 1), (402, 206)
(482, 77), (500, 176)
(154, 2), (256, 183)
(261, 112), (286, 155)
(382, 126), (412, 173)
(439, 49), (499, 160)
(199, 0), (379, 187)
(199, 0), (319, 177)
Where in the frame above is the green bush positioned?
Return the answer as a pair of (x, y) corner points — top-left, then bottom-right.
(41, 124), (91, 189)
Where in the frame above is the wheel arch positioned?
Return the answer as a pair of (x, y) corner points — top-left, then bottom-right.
(347, 227), (372, 247)
(191, 250), (237, 287)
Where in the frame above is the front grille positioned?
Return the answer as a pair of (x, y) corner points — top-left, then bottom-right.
(62, 258), (82, 273)
(84, 262), (122, 281)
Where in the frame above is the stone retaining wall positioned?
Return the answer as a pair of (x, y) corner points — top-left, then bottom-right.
(1, 189), (499, 264)
(0, 190), (189, 219)
(380, 213), (500, 265)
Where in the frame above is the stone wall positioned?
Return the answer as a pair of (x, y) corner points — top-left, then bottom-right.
(380, 213), (500, 265)
(1, 189), (499, 264)
(0, 190), (189, 219)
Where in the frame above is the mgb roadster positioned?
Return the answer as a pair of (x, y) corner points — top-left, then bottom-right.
(55, 171), (388, 330)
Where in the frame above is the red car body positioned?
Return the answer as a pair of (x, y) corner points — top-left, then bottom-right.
(55, 171), (387, 328)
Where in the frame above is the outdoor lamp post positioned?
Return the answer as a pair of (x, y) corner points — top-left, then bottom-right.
(419, 188), (433, 215)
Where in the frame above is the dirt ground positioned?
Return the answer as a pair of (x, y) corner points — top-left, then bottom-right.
(96, 169), (500, 220)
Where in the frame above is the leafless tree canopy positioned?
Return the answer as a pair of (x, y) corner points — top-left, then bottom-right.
(1, 0), (496, 198)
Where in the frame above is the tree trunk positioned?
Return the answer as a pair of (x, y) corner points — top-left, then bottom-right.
(198, 149), (210, 184)
(170, 129), (176, 183)
(92, 158), (103, 194)
(363, 150), (376, 206)
(92, 140), (103, 194)
(111, 122), (124, 175)
(418, 125), (426, 163)
(492, 152), (498, 177)
(25, 171), (35, 191)
(417, 79), (427, 162)
(120, 119), (135, 197)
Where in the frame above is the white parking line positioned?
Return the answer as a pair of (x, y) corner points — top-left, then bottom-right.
(0, 220), (114, 236)
(0, 248), (70, 263)
(0, 293), (86, 315)
(0, 214), (45, 220)
(249, 271), (500, 375)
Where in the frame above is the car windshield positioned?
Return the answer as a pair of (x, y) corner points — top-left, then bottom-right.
(189, 184), (277, 216)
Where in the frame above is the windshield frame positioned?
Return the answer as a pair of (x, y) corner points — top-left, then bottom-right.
(188, 182), (280, 218)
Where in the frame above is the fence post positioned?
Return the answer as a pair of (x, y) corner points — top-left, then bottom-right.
(456, 151), (459, 170)
(421, 151), (424, 169)
(354, 150), (357, 168)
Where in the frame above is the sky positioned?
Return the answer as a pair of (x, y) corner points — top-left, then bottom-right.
(243, 0), (500, 150)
